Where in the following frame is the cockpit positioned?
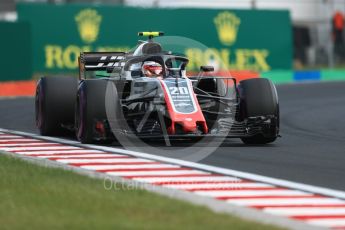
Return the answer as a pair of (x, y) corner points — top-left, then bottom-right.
(125, 55), (189, 79)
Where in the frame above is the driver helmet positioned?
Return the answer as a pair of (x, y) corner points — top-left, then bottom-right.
(142, 61), (163, 77)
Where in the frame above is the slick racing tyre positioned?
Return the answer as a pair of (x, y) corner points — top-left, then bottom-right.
(239, 78), (279, 144)
(75, 80), (119, 144)
(35, 76), (78, 136)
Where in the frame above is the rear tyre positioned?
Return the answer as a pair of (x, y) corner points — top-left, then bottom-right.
(35, 76), (78, 136)
(75, 80), (118, 144)
(239, 78), (279, 144)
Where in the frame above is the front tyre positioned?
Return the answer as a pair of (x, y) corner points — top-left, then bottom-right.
(239, 78), (279, 145)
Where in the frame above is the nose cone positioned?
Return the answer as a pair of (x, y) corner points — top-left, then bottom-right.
(181, 120), (197, 133)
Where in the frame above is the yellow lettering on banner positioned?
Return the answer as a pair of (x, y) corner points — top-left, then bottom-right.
(185, 47), (270, 71)
(204, 48), (222, 69)
(253, 50), (270, 71)
(236, 49), (271, 71)
(63, 45), (81, 69)
(235, 49), (250, 70)
(44, 45), (271, 71)
(44, 45), (129, 69)
(185, 48), (204, 70)
(45, 45), (63, 68)
(220, 49), (231, 69)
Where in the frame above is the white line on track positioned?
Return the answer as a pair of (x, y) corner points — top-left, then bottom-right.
(80, 164), (181, 170)
(0, 135), (24, 139)
(15, 149), (104, 155)
(195, 190), (311, 197)
(56, 158), (154, 164)
(0, 138), (42, 142)
(226, 198), (345, 206)
(105, 170), (209, 177)
(133, 176), (241, 183)
(163, 183), (274, 189)
(264, 207), (345, 216)
(0, 146), (80, 151)
(0, 142), (55, 147)
(35, 154), (121, 158)
(306, 219), (345, 227)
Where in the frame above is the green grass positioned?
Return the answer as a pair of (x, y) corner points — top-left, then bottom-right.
(0, 154), (283, 230)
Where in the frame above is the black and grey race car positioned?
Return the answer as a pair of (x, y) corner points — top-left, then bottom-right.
(35, 32), (279, 145)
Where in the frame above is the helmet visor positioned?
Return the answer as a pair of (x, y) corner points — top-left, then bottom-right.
(143, 65), (163, 76)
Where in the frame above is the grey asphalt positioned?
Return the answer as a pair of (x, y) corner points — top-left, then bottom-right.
(1, 81), (345, 191)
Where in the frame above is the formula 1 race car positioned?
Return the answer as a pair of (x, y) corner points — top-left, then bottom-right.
(35, 32), (279, 145)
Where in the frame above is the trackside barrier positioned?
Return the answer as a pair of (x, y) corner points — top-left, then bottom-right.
(262, 70), (345, 84)
(0, 22), (32, 81)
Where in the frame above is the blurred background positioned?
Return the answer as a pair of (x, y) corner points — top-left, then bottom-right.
(0, 0), (344, 95)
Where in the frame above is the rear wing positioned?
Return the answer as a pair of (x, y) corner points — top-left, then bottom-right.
(78, 52), (126, 79)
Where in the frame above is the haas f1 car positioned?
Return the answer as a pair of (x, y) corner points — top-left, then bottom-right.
(35, 32), (279, 145)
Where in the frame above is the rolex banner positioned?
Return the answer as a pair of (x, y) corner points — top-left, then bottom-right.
(17, 3), (292, 73)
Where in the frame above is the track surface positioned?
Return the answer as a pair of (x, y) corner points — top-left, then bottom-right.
(1, 81), (345, 191)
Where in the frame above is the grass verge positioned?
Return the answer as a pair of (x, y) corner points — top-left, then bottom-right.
(0, 154), (283, 230)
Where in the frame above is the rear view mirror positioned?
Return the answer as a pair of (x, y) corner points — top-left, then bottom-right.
(200, 66), (214, 72)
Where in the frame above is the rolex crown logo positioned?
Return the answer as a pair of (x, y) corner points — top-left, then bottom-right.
(75, 9), (102, 44)
(214, 12), (241, 46)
